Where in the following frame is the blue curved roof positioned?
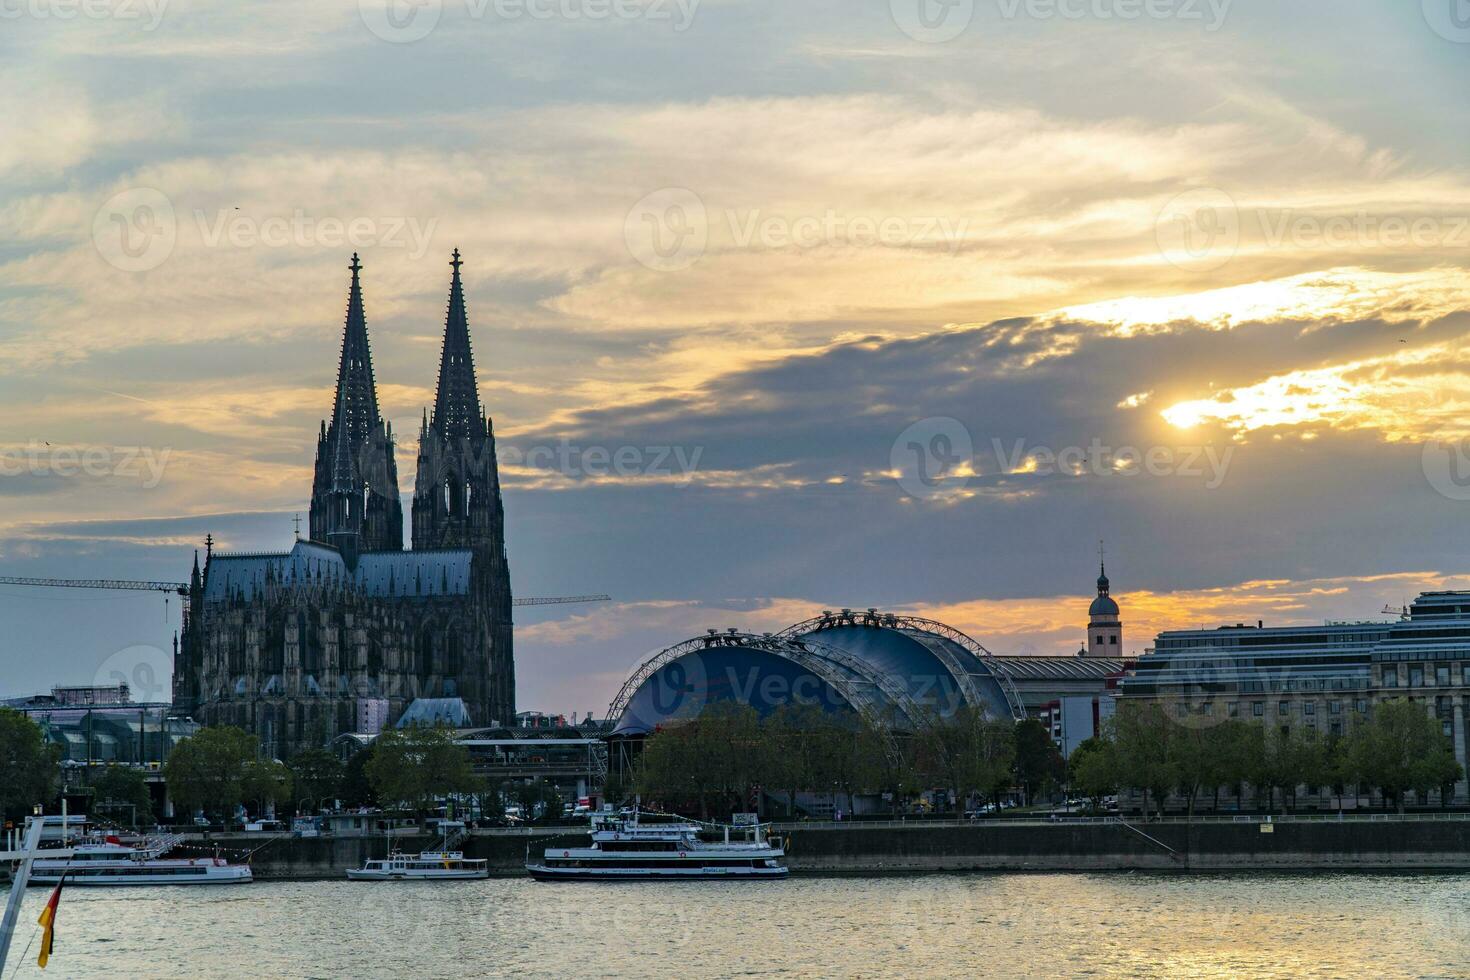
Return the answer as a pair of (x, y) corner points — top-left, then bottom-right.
(794, 623), (1014, 721)
(611, 645), (853, 736)
(609, 619), (1019, 737)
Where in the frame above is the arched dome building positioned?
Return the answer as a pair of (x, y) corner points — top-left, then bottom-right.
(607, 608), (1125, 741)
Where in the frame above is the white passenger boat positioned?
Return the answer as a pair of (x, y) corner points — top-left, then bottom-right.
(29, 834), (252, 886)
(528, 810), (788, 881)
(346, 850), (489, 881)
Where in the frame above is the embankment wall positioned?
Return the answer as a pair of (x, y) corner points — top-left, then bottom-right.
(202, 819), (1470, 879)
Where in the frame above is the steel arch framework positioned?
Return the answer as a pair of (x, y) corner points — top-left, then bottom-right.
(603, 630), (936, 757)
(779, 609), (1027, 721)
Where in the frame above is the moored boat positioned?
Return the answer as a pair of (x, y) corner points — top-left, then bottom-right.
(346, 850), (489, 881)
(30, 834), (252, 886)
(527, 810), (788, 881)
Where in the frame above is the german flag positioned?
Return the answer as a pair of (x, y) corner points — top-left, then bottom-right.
(36, 876), (64, 969)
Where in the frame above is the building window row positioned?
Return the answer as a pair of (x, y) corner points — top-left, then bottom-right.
(1380, 663), (1469, 688)
(1238, 699), (1370, 719)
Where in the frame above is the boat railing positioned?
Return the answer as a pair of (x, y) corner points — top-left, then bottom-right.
(606, 809), (778, 833)
(136, 832), (186, 858)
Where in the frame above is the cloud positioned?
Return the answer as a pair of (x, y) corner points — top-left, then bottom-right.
(3, 0), (1469, 710)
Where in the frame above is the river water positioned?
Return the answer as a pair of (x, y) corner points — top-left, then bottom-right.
(2, 873), (1467, 978)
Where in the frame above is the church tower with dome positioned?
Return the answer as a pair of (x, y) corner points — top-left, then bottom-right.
(1086, 552), (1122, 659)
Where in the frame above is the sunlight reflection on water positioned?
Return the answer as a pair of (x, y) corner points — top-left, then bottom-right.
(3, 873), (1467, 979)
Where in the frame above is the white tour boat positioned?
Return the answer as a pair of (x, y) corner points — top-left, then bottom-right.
(346, 850), (489, 881)
(29, 834), (253, 886)
(527, 810), (788, 881)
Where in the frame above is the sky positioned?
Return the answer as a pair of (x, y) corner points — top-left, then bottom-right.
(0, 0), (1468, 714)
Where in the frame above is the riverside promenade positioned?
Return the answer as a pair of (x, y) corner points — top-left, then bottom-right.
(192, 813), (1470, 879)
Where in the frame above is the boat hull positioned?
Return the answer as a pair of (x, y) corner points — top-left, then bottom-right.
(346, 869), (489, 881)
(29, 867), (253, 886)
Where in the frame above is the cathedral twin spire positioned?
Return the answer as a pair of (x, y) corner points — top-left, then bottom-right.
(432, 249), (483, 441)
(334, 253), (383, 448)
(310, 250), (500, 564)
(412, 250), (505, 558)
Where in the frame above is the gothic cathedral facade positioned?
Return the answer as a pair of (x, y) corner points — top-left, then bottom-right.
(172, 252), (514, 758)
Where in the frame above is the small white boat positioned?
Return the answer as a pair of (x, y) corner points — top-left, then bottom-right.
(346, 850), (489, 881)
(528, 810), (788, 881)
(30, 834), (252, 886)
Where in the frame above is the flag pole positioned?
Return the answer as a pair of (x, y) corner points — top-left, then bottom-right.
(0, 810), (47, 972)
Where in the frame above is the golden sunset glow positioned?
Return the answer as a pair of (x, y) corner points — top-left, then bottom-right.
(1161, 342), (1470, 439)
(0, 0), (1467, 719)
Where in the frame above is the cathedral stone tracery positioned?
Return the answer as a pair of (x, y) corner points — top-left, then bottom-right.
(172, 253), (514, 757)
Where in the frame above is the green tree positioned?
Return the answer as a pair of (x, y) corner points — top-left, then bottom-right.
(541, 786), (565, 824)
(853, 714), (917, 817)
(289, 748), (344, 811)
(764, 703), (826, 818)
(1068, 737), (1117, 808)
(1111, 703), (1176, 818)
(818, 717), (868, 818)
(1292, 727), (1333, 810)
(699, 703), (766, 818)
(1213, 721), (1259, 812)
(1317, 732), (1351, 812)
(0, 709), (58, 823)
(90, 763), (153, 828)
(240, 759), (294, 818)
(1348, 699), (1463, 812)
(339, 745), (378, 808)
(512, 779), (564, 823)
(598, 771), (629, 809)
(1013, 718), (1066, 806)
(1168, 723), (1239, 819)
(919, 707), (1015, 814)
(1249, 726), (1301, 814)
(164, 726), (256, 824)
(478, 777), (508, 822)
(633, 722), (703, 812)
(419, 727), (482, 802)
(365, 726), (480, 813)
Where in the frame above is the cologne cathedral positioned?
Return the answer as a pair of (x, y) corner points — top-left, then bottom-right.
(172, 252), (514, 758)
